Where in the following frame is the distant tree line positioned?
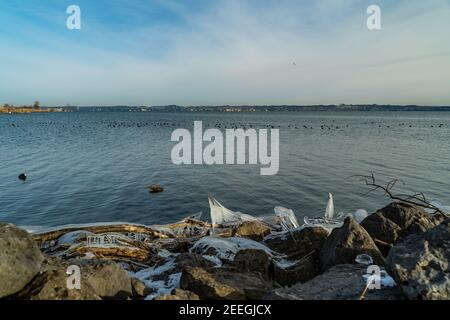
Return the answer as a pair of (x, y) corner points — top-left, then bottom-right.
(1, 101), (41, 109)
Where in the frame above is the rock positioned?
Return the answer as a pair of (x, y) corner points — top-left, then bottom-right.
(148, 184), (164, 193)
(266, 264), (403, 300)
(180, 267), (272, 300)
(386, 219), (450, 300)
(155, 289), (200, 300)
(14, 259), (134, 300)
(263, 226), (329, 260)
(190, 236), (273, 264)
(131, 278), (151, 297)
(83, 261), (133, 299)
(174, 252), (216, 272)
(159, 239), (192, 253)
(319, 217), (384, 272)
(0, 223), (45, 298)
(13, 259), (101, 300)
(273, 253), (317, 286)
(361, 202), (445, 256)
(230, 249), (271, 278)
(234, 221), (272, 242)
(360, 212), (401, 255)
(263, 227), (326, 285)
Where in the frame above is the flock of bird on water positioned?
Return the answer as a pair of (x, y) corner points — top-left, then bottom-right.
(5, 119), (448, 131)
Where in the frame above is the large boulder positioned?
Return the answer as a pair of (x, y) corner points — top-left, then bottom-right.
(319, 217), (384, 272)
(174, 252), (216, 271)
(361, 202), (445, 256)
(0, 223), (45, 298)
(263, 226), (329, 260)
(266, 264), (403, 300)
(386, 219), (450, 300)
(234, 221), (272, 242)
(272, 253), (317, 286)
(229, 247), (319, 287)
(82, 260), (133, 299)
(12, 259), (101, 300)
(230, 249), (271, 278)
(13, 259), (134, 300)
(180, 267), (272, 300)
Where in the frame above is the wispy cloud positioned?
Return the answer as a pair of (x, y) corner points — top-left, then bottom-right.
(0, 0), (449, 106)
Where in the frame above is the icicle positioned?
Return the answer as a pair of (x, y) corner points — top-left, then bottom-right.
(274, 206), (300, 231)
(208, 196), (259, 227)
(325, 193), (334, 220)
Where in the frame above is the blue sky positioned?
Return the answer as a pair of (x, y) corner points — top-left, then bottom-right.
(1, 0), (449, 106)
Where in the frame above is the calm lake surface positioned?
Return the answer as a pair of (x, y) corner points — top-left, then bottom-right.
(0, 111), (449, 228)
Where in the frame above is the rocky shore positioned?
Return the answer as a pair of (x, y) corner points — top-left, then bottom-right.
(0, 202), (448, 300)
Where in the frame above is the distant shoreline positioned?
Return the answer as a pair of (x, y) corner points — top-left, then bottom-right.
(3, 105), (450, 113)
(61, 105), (450, 113)
(0, 107), (64, 114)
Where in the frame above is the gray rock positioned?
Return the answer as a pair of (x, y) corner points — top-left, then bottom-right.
(361, 202), (445, 256)
(180, 267), (272, 300)
(319, 217), (384, 272)
(0, 223), (45, 298)
(386, 219), (450, 300)
(83, 260), (133, 299)
(266, 264), (403, 300)
(273, 253), (317, 286)
(174, 252), (216, 271)
(263, 226), (329, 260)
(14, 259), (133, 300)
(230, 249), (271, 278)
(12, 259), (101, 300)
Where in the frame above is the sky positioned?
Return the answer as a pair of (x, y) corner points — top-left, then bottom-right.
(0, 0), (449, 106)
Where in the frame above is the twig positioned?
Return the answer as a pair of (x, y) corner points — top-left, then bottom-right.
(352, 173), (448, 216)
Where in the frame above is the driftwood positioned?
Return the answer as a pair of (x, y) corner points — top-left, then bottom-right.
(33, 219), (212, 244)
(33, 224), (168, 244)
(31, 218), (213, 267)
(71, 245), (152, 262)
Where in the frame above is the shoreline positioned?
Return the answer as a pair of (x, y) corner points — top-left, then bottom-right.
(0, 107), (64, 114)
(1, 200), (448, 300)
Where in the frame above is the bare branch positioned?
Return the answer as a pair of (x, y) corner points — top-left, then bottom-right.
(353, 173), (448, 217)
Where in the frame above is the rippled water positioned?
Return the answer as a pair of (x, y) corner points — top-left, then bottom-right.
(0, 111), (449, 228)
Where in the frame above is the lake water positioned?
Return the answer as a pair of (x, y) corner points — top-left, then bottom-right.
(0, 111), (449, 228)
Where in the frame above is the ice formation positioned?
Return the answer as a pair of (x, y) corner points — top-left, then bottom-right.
(190, 236), (274, 261)
(355, 253), (373, 266)
(363, 269), (396, 288)
(208, 196), (260, 227)
(325, 193), (335, 220)
(131, 251), (180, 300)
(274, 206), (300, 231)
